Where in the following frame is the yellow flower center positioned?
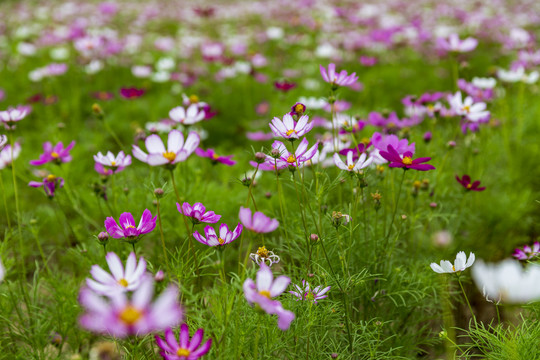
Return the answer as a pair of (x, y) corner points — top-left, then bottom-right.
(402, 156), (413, 165)
(466, 183), (472, 189)
(212, 153), (219, 160)
(162, 151), (176, 162)
(46, 174), (56, 182)
(177, 348), (191, 357)
(189, 94), (199, 103)
(427, 104), (434, 111)
(347, 164), (354, 170)
(452, 265), (456, 272)
(259, 290), (271, 298)
(51, 152), (59, 158)
(286, 129), (297, 136)
(462, 105), (470, 113)
(294, 104), (304, 113)
(218, 237), (225, 245)
(118, 305), (142, 325)
(257, 246), (269, 258)
(125, 225), (136, 229)
(118, 278), (129, 287)
(286, 155), (296, 163)
(361, 137), (370, 145)
(111, 161), (116, 167)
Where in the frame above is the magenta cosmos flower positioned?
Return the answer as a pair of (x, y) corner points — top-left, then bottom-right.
(105, 209), (157, 241)
(269, 113), (313, 140)
(120, 87), (145, 99)
(513, 242), (540, 260)
(133, 130), (200, 167)
(195, 148), (236, 166)
(456, 175), (486, 191)
(155, 325), (212, 360)
(94, 151), (132, 173)
(289, 280), (331, 303)
(371, 132), (415, 155)
(320, 63), (358, 87)
(29, 141), (75, 166)
(79, 277), (183, 337)
(379, 145), (435, 171)
(28, 174), (64, 198)
(86, 252), (147, 295)
(193, 223), (243, 246)
(265, 138), (318, 168)
(437, 33), (478, 53)
(239, 207), (279, 233)
(243, 263), (294, 331)
(274, 80), (296, 92)
(177, 202), (221, 224)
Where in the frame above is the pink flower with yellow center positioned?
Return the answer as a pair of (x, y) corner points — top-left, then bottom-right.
(30, 141), (75, 166)
(104, 209), (157, 241)
(379, 145), (435, 171)
(269, 113), (313, 140)
(265, 138), (318, 169)
(195, 148), (236, 166)
(155, 324), (212, 360)
(193, 223), (243, 247)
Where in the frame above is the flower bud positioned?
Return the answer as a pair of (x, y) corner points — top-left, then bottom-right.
(254, 152), (266, 163)
(423, 131), (432, 143)
(270, 148), (280, 159)
(92, 103), (104, 118)
(154, 188), (164, 198)
(331, 353), (338, 359)
(447, 140), (456, 148)
(310, 234), (319, 241)
(97, 232), (109, 244)
(155, 270), (165, 282)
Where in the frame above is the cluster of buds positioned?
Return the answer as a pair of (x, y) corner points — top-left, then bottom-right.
(411, 179), (430, 197)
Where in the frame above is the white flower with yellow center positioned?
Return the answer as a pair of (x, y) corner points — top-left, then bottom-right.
(430, 251), (475, 274)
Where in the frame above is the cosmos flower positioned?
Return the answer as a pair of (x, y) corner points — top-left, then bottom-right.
(0, 143), (21, 169)
(177, 202), (221, 224)
(155, 325), (212, 360)
(169, 104), (206, 125)
(79, 277), (183, 337)
(86, 252), (147, 295)
(265, 138), (318, 168)
(195, 148), (236, 166)
(430, 251), (475, 274)
(243, 263), (295, 331)
(289, 280), (331, 303)
(250, 246), (280, 266)
(269, 113), (313, 140)
(0, 105), (31, 130)
(29, 141), (75, 166)
(448, 92), (490, 122)
(133, 130), (200, 167)
(239, 207), (279, 233)
(289, 102), (306, 116)
(120, 87), (145, 99)
(455, 175), (486, 191)
(274, 80), (296, 92)
(371, 132), (415, 155)
(437, 33), (478, 53)
(497, 66), (539, 83)
(193, 223), (243, 246)
(333, 151), (373, 172)
(379, 145), (435, 171)
(93, 151), (132, 173)
(28, 174), (64, 198)
(319, 63), (358, 87)
(513, 242), (540, 260)
(105, 209), (157, 242)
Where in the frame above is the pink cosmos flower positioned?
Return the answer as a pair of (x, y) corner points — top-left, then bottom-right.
(456, 175), (486, 191)
(86, 252), (147, 295)
(177, 202), (221, 224)
(133, 130), (200, 167)
(269, 113), (313, 140)
(274, 80), (296, 92)
(120, 87), (145, 99)
(333, 151), (373, 172)
(243, 263), (294, 331)
(28, 174), (64, 198)
(513, 242), (540, 260)
(94, 163), (114, 176)
(437, 33), (478, 53)
(30, 141), (75, 166)
(371, 132), (415, 155)
(105, 209), (157, 241)
(379, 145), (435, 171)
(0, 143), (21, 169)
(169, 104), (206, 125)
(246, 131), (274, 141)
(195, 148), (236, 166)
(0, 105), (31, 130)
(289, 280), (331, 303)
(265, 138), (318, 168)
(193, 223), (243, 247)
(320, 63), (358, 87)
(93, 151), (131, 173)
(239, 207), (279, 233)
(155, 324), (212, 360)
(79, 277), (183, 337)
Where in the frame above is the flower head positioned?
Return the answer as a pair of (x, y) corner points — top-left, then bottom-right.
(250, 246), (280, 266)
(265, 138), (318, 169)
(193, 223), (243, 246)
(448, 92), (490, 122)
(437, 33), (478, 53)
(155, 325), (212, 360)
(379, 145), (435, 171)
(94, 151), (132, 173)
(274, 80), (296, 92)
(290, 102), (306, 116)
(239, 207), (279, 233)
(289, 280), (330, 303)
(30, 141), (75, 166)
(456, 175), (486, 191)
(133, 130), (200, 167)
(320, 63), (358, 87)
(513, 242), (540, 261)
(430, 251), (475, 274)
(86, 252), (147, 295)
(169, 104), (206, 125)
(269, 113), (313, 140)
(0, 105), (31, 130)
(105, 209), (157, 242)
(243, 263), (295, 330)
(120, 87), (145, 99)
(28, 174), (64, 198)
(177, 202), (221, 224)
(195, 148), (236, 166)
(0, 143), (21, 169)
(333, 151), (373, 172)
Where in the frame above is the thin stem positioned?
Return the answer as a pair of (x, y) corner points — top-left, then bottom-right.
(384, 170), (406, 246)
(156, 198), (172, 278)
(456, 274), (476, 323)
(0, 174), (11, 229)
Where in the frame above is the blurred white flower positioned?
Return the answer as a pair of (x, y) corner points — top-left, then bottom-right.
(430, 251), (475, 273)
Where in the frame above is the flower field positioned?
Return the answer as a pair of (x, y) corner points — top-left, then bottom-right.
(0, 0), (539, 359)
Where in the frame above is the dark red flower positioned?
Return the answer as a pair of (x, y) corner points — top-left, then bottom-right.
(456, 175), (485, 191)
(120, 87), (145, 99)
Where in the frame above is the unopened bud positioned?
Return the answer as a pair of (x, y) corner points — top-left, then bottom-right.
(97, 232), (109, 244)
(310, 234), (319, 241)
(154, 188), (164, 198)
(270, 148), (280, 159)
(255, 152), (266, 163)
(92, 103), (104, 118)
(155, 270), (165, 282)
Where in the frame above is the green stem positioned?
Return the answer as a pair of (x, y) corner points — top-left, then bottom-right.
(0, 173), (11, 230)
(156, 198), (172, 279)
(383, 170), (406, 247)
(456, 274), (476, 323)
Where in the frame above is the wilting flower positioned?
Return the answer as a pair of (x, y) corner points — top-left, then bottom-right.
(193, 223), (243, 246)
(79, 277), (183, 337)
(0, 105), (31, 130)
(169, 104), (206, 125)
(0, 143), (21, 169)
(120, 87), (145, 99)
(243, 263), (295, 331)
(155, 325), (212, 360)
(379, 145), (435, 171)
(86, 252), (147, 295)
(430, 251), (475, 273)
(133, 130), (200, 167)
(28, 174), (64, 198)
(177, 202), (221, 224)
(437, 33), (478, 53)
(472, 259), (540, 304)
(269, 113), (313, 140)
(513, 242), (540, 260)
(239, 207), (279, 233)
(456, 175), (486, 191)
(333, 151), (373, 172)
(195, 148), (236, 166)
(94, 151), (132, 173)
(320, 63), (358, 87)
(265, 138), (318, 168)
(448, 92), (490, 122)
(30, 141), (75, 166)
(105, 209), (157, 242)
(289, 280), (331, 303)
(250, 246), (280, 266)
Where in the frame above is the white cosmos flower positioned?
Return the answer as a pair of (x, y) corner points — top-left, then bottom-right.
(430, 251), (475, 273)
(497, 66), (539, 84)
(132, 130), (200, 166)
(472, 77), (496, 89)
(169, 104), (205, 125)
(448, 92), (489, 122)
(333, 151), (373, 172)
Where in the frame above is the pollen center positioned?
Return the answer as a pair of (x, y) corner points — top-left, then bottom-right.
(347, 164), (354, 170)
(462, 105), (470, 113)
(452, 265), (456, 272)
(257, 246), (269, 258)
(189, 94), (199, 103)
(111, 161), (117, 167)
(286, 155), (296, 163)
(286, 129), (296, 136)
(125, 225), (136, 229)
(466, 184), (472, 189)
(259, 290), (271, 298)
(46, 174), (56, 182)
(294, 104), (304, 113)
(51, 152), (59, 158)
(212, 153), (219, 160)
(218, 237), (225, 244)
(119, 305), (142, 325)
(402, 156), (413, 165)
(177, 348), (191, 357)
(162, 151), (176, 162)
(118, 278), (129, 287)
